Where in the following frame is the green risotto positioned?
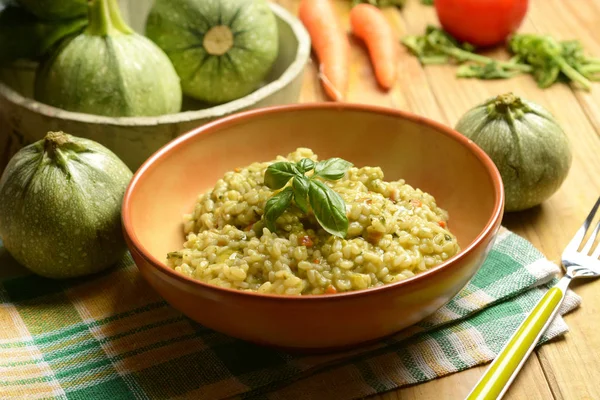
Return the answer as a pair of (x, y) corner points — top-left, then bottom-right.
(167, 148), (460, 295)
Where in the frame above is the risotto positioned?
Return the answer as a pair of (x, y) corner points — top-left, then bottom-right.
(167, 148), (460, 295)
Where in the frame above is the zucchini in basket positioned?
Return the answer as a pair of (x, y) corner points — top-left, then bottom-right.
(145, 0), (279, 104)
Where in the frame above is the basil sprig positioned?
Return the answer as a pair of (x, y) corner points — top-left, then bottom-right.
(263, 157), (353, 238)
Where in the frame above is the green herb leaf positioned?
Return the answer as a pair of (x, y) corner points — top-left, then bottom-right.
(264, 187), (294, 232)
(456, 62), (519, 80)
(308, 180), (348, 238)
(314, 158), (353, 180)
(292, 175), (310, 213)
(264, 162), (300, 189)
(509, 33), (593, 90)
(296, 158), (315, 173)
(262, 156), (351, 237)
(404, 27), (600, 90)
(402, 26), (531, 77)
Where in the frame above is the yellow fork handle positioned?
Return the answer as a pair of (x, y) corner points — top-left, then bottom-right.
(466, 276), (571, 400)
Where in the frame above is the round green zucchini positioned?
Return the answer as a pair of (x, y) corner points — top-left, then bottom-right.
(455, 93), (572, 212)
(34, 0), (182, 117)
(0, 132), (133, 279)
(145, 0), (279, 104)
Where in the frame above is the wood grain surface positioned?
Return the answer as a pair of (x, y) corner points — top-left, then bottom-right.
(1, 0), (599, 398)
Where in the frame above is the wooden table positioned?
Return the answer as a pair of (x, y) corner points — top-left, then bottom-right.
(1, 0), (599, 399)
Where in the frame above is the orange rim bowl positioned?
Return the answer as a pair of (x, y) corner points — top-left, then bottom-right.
(121, 103), (504, 351)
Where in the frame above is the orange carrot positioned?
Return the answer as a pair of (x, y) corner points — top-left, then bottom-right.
(299, 0), (350, 101)
(350, 4), (398, 90)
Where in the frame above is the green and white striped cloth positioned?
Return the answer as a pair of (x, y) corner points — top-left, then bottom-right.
(0, 227), (581, 400)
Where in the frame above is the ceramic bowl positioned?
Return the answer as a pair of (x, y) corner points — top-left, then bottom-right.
(122, 104), (504, 351)
(0, 2), (310, 170)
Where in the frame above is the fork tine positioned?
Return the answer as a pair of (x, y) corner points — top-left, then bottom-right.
(582, 219), (600, 254)
(565, 196), (600, 254)
(593, 240), (600, 259)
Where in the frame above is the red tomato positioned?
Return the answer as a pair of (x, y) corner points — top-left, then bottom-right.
(435, 0), (529, 47)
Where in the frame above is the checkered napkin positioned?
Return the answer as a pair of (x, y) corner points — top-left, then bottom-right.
(0, 228), (581, 400)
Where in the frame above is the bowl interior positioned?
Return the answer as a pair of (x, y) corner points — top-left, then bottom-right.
(127, 106), (500, 271)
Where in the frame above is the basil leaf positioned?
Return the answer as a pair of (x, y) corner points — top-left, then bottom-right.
(308, 180), (348, 238)
(264, 187), (294, 232)
(264, 162), (300, 189)
(292, 175), (310, 213)
(314, 158), (353, 180)
(296, 158), (315, 173)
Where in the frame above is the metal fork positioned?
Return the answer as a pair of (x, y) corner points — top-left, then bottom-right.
(466, 196), (600, 400)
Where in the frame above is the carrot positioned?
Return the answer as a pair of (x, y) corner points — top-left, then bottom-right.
(299, 0), (350, 101)
(350, 4), (398, 90)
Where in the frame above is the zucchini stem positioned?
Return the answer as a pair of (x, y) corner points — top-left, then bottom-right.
(86, 0), (133, 36)
(107, 0), (133, 34)
(43, 132), (71, 174)
(203, 26), (234, 56)
(489, 93), (530, 119)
